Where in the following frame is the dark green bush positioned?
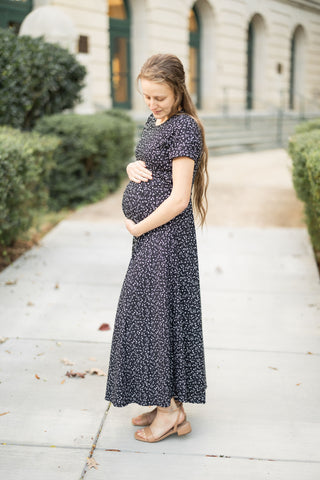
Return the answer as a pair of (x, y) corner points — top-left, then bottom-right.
(34, 111), (135, 210)
(0, 28), (86, 130)
(0, 127), (60, 246)
(289, 128), (320, 250)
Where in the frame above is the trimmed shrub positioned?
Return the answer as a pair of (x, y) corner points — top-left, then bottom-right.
(289, 128), (320, 250)
(295, 118), (320, 135)
(0, 28), (86, 130)
(0, 127), (60, 246)
(34, 111), (135, 210)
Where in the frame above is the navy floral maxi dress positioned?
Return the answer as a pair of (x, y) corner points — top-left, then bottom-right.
(105, 112), (207, 407)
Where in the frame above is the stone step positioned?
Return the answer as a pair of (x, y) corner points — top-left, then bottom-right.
(133, 112), (320, 156)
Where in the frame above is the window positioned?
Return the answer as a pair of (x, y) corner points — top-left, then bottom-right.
(108, 0), (131, 109)
(289, 25), (306, 110)
(246, 14), (266, 110)
(188, 6), (201, 108)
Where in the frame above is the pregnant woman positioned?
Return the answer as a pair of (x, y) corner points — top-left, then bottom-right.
(105, 53), (208, 443)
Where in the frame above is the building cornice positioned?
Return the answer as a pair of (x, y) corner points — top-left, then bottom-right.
(276, 0), (320, 13)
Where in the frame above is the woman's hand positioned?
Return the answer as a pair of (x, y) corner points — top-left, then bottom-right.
(126, 161), (152, 183)
(124, 218), (140, 237)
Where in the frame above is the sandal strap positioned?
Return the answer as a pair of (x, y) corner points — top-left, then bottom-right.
(157, 404), (179, 413)
(142, 426), (155, 442)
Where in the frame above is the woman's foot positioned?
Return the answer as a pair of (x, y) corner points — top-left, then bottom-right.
(134, 398), (190, 442)
(131, 399), (183, 426)
(131, 407), (157, 426)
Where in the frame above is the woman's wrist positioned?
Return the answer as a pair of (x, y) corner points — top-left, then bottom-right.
(133, 222), (143, 237)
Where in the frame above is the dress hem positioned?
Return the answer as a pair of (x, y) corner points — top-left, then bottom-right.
(104, 394), (206, 408)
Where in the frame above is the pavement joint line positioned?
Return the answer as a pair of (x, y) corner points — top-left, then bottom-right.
(1, 442), (320, 465)
(0, 442), (91, 451)
(79, 402), (111, 480)
(205, 346), (320, 356)
(0, 280), (122, 287)
(86, 447), (320, 464)
(0, 336), (112, 345)
(1, 337), (319, 357)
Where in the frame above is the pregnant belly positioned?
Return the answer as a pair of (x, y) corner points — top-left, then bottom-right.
(122, 178), (172, 223)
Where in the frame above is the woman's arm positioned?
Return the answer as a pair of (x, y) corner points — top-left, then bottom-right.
(125, 157), (194, 237)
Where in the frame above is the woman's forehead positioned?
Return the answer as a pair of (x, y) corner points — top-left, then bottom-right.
(140, 78), (173, 96)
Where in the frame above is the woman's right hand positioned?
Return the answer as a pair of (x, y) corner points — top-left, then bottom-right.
(126, 161), (152, 183)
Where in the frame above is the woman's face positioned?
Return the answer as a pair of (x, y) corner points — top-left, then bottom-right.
(140, 78), (175, 123)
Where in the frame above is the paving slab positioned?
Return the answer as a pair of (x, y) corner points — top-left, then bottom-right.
(0, 338), (108, 448)
(202, 290), (320, 353)
(0, 445), (88, 480)
(0, 281), (118, 341)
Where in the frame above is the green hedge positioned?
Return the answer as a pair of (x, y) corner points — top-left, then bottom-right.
(0, 28), (86, 130)
(35, 111), (135, 210)
(289, 126), (320, 251)
(295, 118), (320, 135)
(0, 127), (60, 246)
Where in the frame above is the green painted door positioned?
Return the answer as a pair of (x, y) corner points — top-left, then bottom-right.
(289, 33), (295, 109)
(0, 0), (33, 33)
(189, 6), (201, 108)
(246, 20), (254, 110)
(109, 0), (131, 109)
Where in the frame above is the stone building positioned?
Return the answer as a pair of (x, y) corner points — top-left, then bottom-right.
(1, 0), (320, 116)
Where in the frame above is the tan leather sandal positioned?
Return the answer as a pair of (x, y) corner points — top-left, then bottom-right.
(131, 400), (186, 426)
(134, 403), (191, 443)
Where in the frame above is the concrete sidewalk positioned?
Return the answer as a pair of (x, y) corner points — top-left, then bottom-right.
(1, 151), (320, 479)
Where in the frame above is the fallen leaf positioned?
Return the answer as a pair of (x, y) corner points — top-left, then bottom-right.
(86, 368), (107, 376)
(268, 367), (278, 371)
(88, 357), (97, 361)
(61, 379), (66, 384)
(27, 301), (34, 306)
(296, 383), (301, 386)
(0, 337), (8, 344)
(0, 412), (10, 416)
(54, 283), (59, 289)
(5, 279), (17, 286)
(5, 350), (11, 354)
(36, 352), (45, 356)
(35, 374), (40, 380)
(307, 351), (313, 355)
(87, 457), (99, 470)
(105, 449), (120, 452)
(60, 358), (75, 366)
(65, 370), (86, 378)
(98, 323), (110, 331)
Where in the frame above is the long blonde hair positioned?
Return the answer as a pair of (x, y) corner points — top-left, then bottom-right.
(137, 53), (209, 226)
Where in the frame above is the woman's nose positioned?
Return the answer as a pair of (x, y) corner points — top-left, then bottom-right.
(149, 99), (157, 109)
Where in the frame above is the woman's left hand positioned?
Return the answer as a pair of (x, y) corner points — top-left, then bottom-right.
(124, 218), (139, 236)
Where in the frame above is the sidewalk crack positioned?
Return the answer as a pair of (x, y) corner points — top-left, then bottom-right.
(79, 402), (111, 479)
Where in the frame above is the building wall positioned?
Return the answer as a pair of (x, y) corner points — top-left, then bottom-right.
(30, 0), (320, 114)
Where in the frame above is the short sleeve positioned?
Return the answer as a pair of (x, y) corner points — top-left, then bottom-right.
(167, 114), (202, 163)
